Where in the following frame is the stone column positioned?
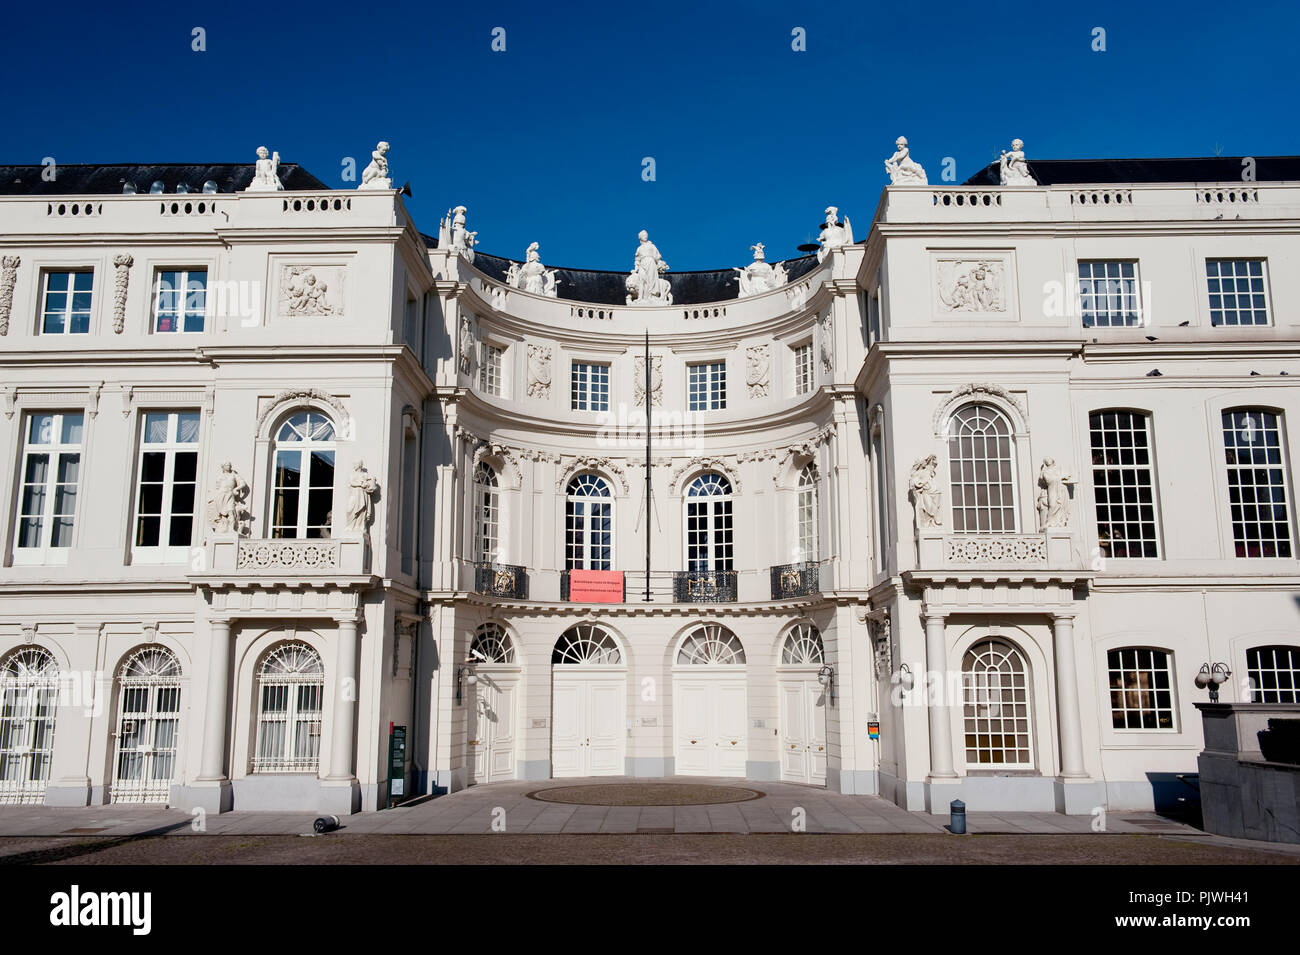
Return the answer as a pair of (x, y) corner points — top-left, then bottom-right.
(924, 612), (956, 778)
(1052, 613), (1086, 778)
(197, 618), (232, 782)
(326, 617), (359, 781)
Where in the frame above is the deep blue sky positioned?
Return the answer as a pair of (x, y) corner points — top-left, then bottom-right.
(2, 0), (1297, 270)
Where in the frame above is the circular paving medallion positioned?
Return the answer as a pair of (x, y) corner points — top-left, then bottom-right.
(526, 783), (764, 807)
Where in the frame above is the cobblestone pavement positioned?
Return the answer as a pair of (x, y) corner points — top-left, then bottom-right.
(0, 777), (1209, 838)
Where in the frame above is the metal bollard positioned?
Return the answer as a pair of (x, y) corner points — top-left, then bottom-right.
(313, 814), (340, 834)
(949, 799), (966, 834)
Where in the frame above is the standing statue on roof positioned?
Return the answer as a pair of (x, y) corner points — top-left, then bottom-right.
(733, 243), (789, 298)
(816, 206), (853, 263)
(626, 230), (672, 305)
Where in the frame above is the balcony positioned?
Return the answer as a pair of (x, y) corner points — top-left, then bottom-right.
(473, 561), (529, 599)
(770, 562), (821, 600)
(673, 570), (738, 603)
(199, 536), (370, 576)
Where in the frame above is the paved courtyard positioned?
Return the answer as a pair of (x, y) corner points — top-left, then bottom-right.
(0, 777), (1204, 837)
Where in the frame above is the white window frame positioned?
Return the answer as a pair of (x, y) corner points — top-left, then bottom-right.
(1077, 259), (1142, 328)
(13, 411), (85, 565)
(472, 463), (501, 562)
(39, 269), (94, 335)
(1106, 647), (1177, 731)
(947, 404), (1019, 534)
(270, 412), (337, 539)
(1089, 410), (1161, 559)
(792, 341), (814, 396)
(153, 268), (208, 334)
(1222, 408), (1294, 559)
(684, 472), (734, 572)
(1246, 645), (1300, 703)
(795, 464), (818, 563)
(480, 342), (504, 396)
(961, 639), (1033, 768)
(1206, 258), (1271, 327)
(0, 647), (60, 805)
(111, 646), (183, 803)
(565, 474), (613, 570)
(252, 643), (324, 773)
(688, 361), (727, 411)
(570, 361), (610, 412)
(131, 411), (202, 562)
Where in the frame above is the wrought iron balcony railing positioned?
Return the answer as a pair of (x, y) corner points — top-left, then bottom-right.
(673, 569), (738, 603)
(473, 561), (529, 599)
(770, 561), (821, 600)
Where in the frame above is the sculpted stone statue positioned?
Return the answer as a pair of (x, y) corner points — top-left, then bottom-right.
(359, 141), (392, 190)
(626, 230), (672, 306)
(745, 344), (771, 397)
(458, 315), (475, 374)
(526, 343), (553, 398)
(438, 205), (477, 262)
(346, 460), (380, 534)
(816, 206), (853, 263)
(733, 243), (789, 298)
(999, 138), (1036, 186)
(247, 146), (284, 191)
(908, 454), (943, 529)
(506, 242), (559, 297)
(1037, 457), (1072, 529)
(206, 462), (252, 536)
(884, 136), (928, 185)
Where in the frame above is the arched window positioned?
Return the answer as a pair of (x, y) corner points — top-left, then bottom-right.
(781, 624), (824, 665)
(253, 643), (324, 773)
(1246, 645), (1300, 703)
(1106, 647), (1175, 729)
(795, 465), (818, 563)
(686, 472), (734, 571)
(271, 411), (336, 539)
(566, 474), (612, 570)
(962, 639), (1031, 765)
(471, 623), (516, 664)
(552, 624), (622, 665)
(1222, 409), (1293, 558)
(676, 624), (746, 665)
(473, 463), (500, 562)
(112, 646), (182, 803)
(0, 647), (59, 804)
(948, 404), (1016, 533)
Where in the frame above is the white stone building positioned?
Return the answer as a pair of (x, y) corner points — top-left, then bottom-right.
(1, 149), (1298, 815)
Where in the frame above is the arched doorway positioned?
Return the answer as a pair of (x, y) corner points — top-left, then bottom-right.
(673, 624), (747, 777)
(111, 645), (183, 803)
(777, 624), (827, 785)
(0, 646), (59, 805)
(467, 624), (519, 784)
(550, 624), (626, 777)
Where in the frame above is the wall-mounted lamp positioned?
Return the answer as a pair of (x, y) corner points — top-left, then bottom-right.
(456, 663), (478, 704)
(817, 664), (834, 688)
(1194, 662), (1232, 702)
(897, 663), (915, 691)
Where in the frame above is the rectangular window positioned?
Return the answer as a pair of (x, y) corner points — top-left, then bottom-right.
(1107, 648), (1175, 730)
(1078, 260), (1141, 327)
(480, 344), (503, 396)
(14, 412), (84, 561)
(41, 271), (93, 335)
(1223, 409), (1292, 557)
(1089, 411), (1160, 558)
(1207, 259), (1269, 326)
(873, 431), (889, 574)
(570, 361), (610, 412)
(793, 342), (814, 396)
(154, 269), (207, 333)
(688, 361), (726, 411)
(133, 411), (201, 558)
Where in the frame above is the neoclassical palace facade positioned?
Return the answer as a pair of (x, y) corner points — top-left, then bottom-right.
(1, 147), (1298, 814)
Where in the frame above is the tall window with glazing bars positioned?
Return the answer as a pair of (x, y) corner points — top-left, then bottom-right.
(1089, 411), (1160, 558)
(1222, 409), (1292, 558)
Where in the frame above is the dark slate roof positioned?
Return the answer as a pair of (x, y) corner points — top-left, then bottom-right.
(963, 155), (1300, 187)
(0, 163), (330, 195)
(471, 251), (822, 306)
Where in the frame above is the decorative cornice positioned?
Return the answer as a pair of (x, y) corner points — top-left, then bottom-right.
(555, 455), (630, 493)
(256, 388), (351, 436)
(931, 382), (1028, 434)
(667, 455), (742, 494)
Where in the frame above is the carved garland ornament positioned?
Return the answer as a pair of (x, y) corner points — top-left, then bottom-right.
(256, 388), (351, 436)
(0, 255), (19, 335)
(931, 382), (1027, 435)
(555, 456), (630, 494)
(111, 254), (133, 334)
(471, 440), (523, 488)
(667, 456), (742, 495)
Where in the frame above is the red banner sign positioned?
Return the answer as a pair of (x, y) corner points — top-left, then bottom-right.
(567, 570), (624, 603)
